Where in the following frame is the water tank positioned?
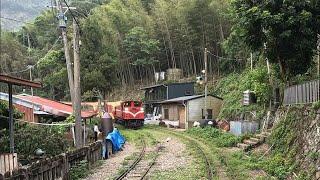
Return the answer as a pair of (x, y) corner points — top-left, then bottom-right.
(166, 68), (183, 81)
(101, 112), (113, 135)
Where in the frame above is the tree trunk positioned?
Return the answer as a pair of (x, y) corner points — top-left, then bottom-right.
(277, 57), (286, 82)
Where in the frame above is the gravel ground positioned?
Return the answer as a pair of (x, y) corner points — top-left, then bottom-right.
(82, 143), (137, 180)
(151, 137), (191, 172)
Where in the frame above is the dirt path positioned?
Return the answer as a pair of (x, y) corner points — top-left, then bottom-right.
(82, 143), (137, 180)
(158, 128), (230, 180)
(152, 137), (191, 171)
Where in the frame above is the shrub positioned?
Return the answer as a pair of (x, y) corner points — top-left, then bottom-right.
(69, 160), (89, 180)
(0, 123), (69, 160)
(258, 154), (294, 179)
(210, 66), (271, 120)
(187, 127), (241, 147)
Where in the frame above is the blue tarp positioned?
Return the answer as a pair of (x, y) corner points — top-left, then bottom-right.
(106, 128), (126, 151)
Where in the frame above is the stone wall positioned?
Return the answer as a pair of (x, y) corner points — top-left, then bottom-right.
(270, 105), (320, 179)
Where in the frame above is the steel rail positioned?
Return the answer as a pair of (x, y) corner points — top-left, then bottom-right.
(115, 140), (146, 180)
(140, 144), (162, 180)
(160, 129), (213, 180)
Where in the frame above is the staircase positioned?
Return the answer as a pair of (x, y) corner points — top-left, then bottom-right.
(237, 129), (272, 151)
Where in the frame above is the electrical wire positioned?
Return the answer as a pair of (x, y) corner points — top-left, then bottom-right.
(0, 16), (34, 25)
(207, 50), (243, 61)
(6, 68), (30, 75)
(0, 115), (74, 126)
(3, 36), (62, 75)
(62, 0), (82, 33)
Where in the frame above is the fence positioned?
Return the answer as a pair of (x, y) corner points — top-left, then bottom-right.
(0, 154), (18, 176)
(1, 141), (102, 180)
(283, 79), (320, 105)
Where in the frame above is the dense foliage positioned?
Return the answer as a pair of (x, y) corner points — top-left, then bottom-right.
(0, 0), (233, 101)
(211, 66), (271, 119)
(229, 0), (320, 79)
(0, 123), (69, 160)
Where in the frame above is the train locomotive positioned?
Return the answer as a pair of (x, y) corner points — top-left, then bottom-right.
(113, 101), (144, 128)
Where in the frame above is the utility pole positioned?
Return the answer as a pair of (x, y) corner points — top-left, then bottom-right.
(317, 34), (320, 77)
(204, 48), (208, 120)
(27, 66), (34, 96)
(27, 65), (35, 122)
(250, 52), (253, 71)
(26, 31), (35, 122)
(73, 19), (83, 147)
(8, 84), (14, 153)
(55, 0), (75, 104)
(55, 0), (83, 147)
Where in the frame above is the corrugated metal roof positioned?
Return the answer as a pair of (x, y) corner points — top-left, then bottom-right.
(160, 94), (223, 104)
(16, 94), (97, 118)
(140, 82), (195, 90)
(140, 84), (166, 90)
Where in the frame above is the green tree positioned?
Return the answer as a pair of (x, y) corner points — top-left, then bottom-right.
(0, 32), (28, 74)
(37, 50), (69, 100)
(123, 26), (159, 69)
(230, 0), (320, 79)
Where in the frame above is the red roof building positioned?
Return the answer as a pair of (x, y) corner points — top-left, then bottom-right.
(17, 94), (97, 119)
(0, 93), (97, 122)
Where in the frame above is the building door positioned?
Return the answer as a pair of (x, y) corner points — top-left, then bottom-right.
(178, 106), (185, 129)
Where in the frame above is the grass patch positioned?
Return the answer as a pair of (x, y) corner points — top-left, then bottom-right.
(69, 160), (89, 180)
(186, 127), (241, 147)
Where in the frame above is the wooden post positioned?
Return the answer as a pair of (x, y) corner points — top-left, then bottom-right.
(250, 52), (253, 70)
(86, 146), (91, 169)
(8, 83), (14, 154)
(317, 34), (320, 77)
(73, 19), (83, 148)
(61, 154), (69, 180)
(204, 48), (208, 120)
(55, 0), (75, 106)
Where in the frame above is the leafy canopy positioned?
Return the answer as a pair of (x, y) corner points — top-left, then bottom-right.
(230, 0), (320, 78)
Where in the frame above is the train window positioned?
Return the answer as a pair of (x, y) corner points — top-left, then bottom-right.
(185, 90), (192, 95)
(133, 101), (141, 107)
(123, 102), (131, 107)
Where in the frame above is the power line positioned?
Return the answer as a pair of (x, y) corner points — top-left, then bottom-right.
(62, 0), (82, 33)
(4, 36), (62, 75)
(6, 68), (30, 75)
(0, 16), (34, 25)
(0, 115), (75, 126)
(207, 50), (243, 61)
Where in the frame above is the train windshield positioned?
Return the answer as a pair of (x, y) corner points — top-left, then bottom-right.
(133, 101), (141, 107)
(123, 101), (142, 107)
(123, 102), (131, 107)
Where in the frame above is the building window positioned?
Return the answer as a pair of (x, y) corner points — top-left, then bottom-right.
(207, 109), (213, 119)
(185, 90), (192, 96)
(202, 109), (213, 119)
(164, 108), (169, 119)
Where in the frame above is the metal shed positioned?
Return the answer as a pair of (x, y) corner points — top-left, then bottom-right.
(160, 94), (223, 129)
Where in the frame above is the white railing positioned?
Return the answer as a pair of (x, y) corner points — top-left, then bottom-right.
(283, 79), (320, 105)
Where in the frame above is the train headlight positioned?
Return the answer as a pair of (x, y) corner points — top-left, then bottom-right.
(124, 107), (129, 111)
(140, 107), (144, 111)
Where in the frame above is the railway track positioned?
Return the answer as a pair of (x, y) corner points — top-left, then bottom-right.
(157, 129), (213, 180)
(115, 140), (162, 180)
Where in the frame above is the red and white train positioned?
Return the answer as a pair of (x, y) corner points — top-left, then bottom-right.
(113, 101), (144, 128)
